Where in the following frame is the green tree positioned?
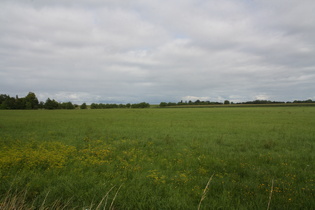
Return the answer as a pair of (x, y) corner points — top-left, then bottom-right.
(38, 101), (45, 109)
(159, 102), (168, 107)
(80, 103), (87, 109)
(25, 102), (32, 109)
(131, 102), (150, 108)
(25, 92), (39, 109)
(15, 96), (26, 109)
(90, 103), (98, 109)
(1, 96), (16, 109)
(61, 102), (75, 109)
(167, 102), (176, 106)
(44, 98), (59, 109)
(0, 94), (7, 105)
(224, 100), (230, 105)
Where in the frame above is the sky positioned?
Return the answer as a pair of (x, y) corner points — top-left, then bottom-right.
(1, 0), (315, 104)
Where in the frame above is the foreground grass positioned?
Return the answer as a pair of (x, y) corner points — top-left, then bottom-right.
(0, 107), (314, 209)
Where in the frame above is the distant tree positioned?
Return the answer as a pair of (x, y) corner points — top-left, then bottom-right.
(80, 103), (87, 109)
(118, 104), (125, 108)
(1, 96), (16, 109)
(140, 102), (150, 108)
(177, 101), (187, 105)
(25, 92), (39, 109)
(90, 103), (98, 109)
(224, 100), (230, 105)
(25, 101), (32, 109)
(38, 101), (45, 109)
(0, 94), (7, 105)
(131, 102), (150, 108)
(44, 98), (59, 109)
(293, 99), (315, 104)
(159, 102), (168, 107)
(167, 102), (177, 106)
(106, 104), (118, 108)
(61, 102), (75, 109)
(15, 96), (26, 109)
(68, 102), (75, 109)
(0, 95), (10, 109)
(306, 99), (313, 103)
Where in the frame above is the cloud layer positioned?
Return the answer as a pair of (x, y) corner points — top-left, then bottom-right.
(1, 0), (315, 104)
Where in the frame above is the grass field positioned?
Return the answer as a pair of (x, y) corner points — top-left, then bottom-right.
(0, 107), (314, 209)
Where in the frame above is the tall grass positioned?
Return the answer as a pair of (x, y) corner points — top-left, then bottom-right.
(0, 185), (121, 209)
(0, 107), (314, 209)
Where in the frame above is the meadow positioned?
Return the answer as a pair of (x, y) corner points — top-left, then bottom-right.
(0, 107), (314, 209)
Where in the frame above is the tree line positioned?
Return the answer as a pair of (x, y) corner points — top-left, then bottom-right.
(0, 92), (150, 110)
(90, 102), (150, 109)
(159, 100), (224, 107)
(0, 92), (77, 110)
(159, 99), (315, 107)
(1, 92), (314, 110)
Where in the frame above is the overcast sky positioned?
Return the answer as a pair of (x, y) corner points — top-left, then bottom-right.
(1, 0), (315, 104)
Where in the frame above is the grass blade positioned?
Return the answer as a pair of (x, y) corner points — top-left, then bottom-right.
(198, 173), (215, 210)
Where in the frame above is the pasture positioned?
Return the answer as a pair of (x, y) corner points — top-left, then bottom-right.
(0, 107), (314, 209)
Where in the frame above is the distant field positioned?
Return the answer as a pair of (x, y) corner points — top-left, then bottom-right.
(0, 107), (314, 209)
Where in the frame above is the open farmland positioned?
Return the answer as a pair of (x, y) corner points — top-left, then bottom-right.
(0, 107), (314, 209)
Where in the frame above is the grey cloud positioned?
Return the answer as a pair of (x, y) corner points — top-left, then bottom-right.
(1, 0), (315, 104)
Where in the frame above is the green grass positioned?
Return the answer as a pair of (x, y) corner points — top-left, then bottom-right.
(0, 107), (314, 209)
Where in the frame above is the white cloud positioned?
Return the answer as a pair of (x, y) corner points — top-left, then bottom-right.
(254, 94), (270, 101)
(181, 96), (211, 102)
